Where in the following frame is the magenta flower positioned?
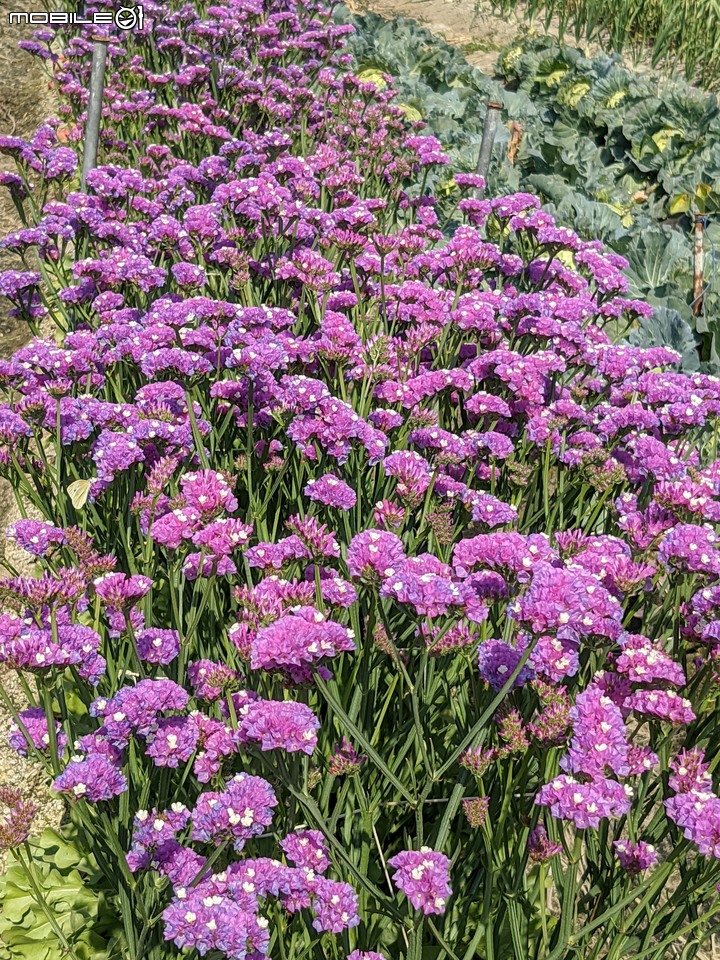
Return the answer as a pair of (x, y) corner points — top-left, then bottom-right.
(388, 847), (452, 914)
(136, 628), (180, 665)
(347, 529), (406, 582)
(281, 829), (330, 873)
(613, 840), (658, 874)
(237, 698), (321, 755)
(536, 775), (633, 828)
(477, 638), (534, 691)
(304, 474), (357, 510)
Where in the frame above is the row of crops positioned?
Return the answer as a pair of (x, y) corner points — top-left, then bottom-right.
(339, 10), (720, 371)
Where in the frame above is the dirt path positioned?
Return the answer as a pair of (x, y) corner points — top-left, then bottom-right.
(0, 0), (64, 872)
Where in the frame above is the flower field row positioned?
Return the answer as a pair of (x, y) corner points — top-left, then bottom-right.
(0, 1), (720, 959)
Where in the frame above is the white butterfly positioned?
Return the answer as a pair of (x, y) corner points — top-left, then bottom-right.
(67, 478), (94, 510)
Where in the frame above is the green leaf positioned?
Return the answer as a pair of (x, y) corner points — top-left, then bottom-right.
(0, 829), (123, 960)
(669, 192), (692, 215)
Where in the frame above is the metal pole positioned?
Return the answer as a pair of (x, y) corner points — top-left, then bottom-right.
(693, 214), (706, 316)
(474, 101), (503, 199)
(80, 37), (110, 192)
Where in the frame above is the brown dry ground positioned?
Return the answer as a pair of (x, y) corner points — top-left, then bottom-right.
(0, 0), (63, 872)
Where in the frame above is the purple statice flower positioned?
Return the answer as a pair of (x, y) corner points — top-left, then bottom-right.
(145, 717), (199, 768)
(626, 745), (660, 775)
(191, 518), (253, 556)
(560, 683), (629, 778)
(9, 707), (68, 757)
(0, 617), (105, 685)
(513, 561), (622, 639)
(136, 628), (181, 666)
(536, 775), (633, 828)
(187, 659), (241, 700)
(93, 573), (153, 610)
(250, 606), (355, 676)
(615, 634), (685, 686)
(477, 638), (534, 691)
(190, 773), (278, 852)
(304, 474), (357, 510)
(74, 731), (123, 766)
(170, 262), (207, 288)
(0, 786), (37, 849)
(306, 568), (358, 609)
(624, 689), (696, 725)
(382, 450), (432, 503)
(422, 621), (476, 656)
(6, 519), (65, 557)
(381, 554), (465, 618)
(528, 825), (562, 862)
(237, 698), (320, 755)
(530, 634), (579, 682)
(668, 748), (713, 793)
(373, 499), (405, 530)
(53, 754), (127, 802)
(281, 829), (330, 873)
(181, 469), (238, 517)
(182, 552), (237, 581)
(244, 537), (307, 571)
(328, 737), (366, 776)
(388, 848), (452, 915)
(193, 714), (238, 783)
(127, 805), (192, 873)
(91, 679), (189, 745)
(347, 953), (386, 960)
(613, 840), (658, 874)
(468, 493), (518, 528)
(347, 530), (406, 583)
(150, 506), (202, 549)
(665, 791), (720, 857)
(162, 893), (269, 957)
(311, 877), (360, 933)
(284, 514), (341, 562)
(658, 524), (720, 576)
(453, 532), (556, 580)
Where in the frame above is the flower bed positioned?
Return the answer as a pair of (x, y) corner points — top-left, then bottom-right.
(0, 1), (720, 959)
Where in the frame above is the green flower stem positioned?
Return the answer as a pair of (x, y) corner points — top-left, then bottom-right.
(436, 635), (539, 779)
(185, 389), (209, 468)
(555, 832), (582, 954)
(190, 838), (231, 888)
(315, 675), (415, 804)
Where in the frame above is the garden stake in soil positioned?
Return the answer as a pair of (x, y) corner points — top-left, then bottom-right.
(80, 36), (110, 192)
(693, 213), (706, 316)
(474, 101), (502, 197)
